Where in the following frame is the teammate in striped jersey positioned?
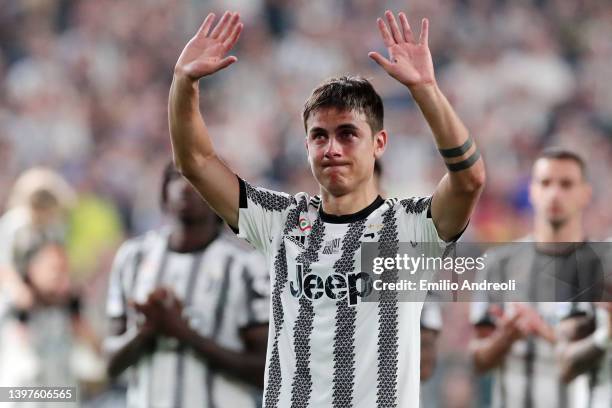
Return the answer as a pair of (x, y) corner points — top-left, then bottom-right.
(470, 149), (610, 408)
(105, 163), (269, 408)
(168, 10), (484, 407)
(557, 302), (611, 408)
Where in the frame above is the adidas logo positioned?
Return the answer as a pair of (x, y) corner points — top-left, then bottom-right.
(286, 235), (306, 248)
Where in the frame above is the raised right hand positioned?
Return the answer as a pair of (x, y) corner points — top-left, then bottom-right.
(174, 11), (243, 81)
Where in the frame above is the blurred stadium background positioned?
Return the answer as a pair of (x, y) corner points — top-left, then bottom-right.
(0, 0), (610, 407)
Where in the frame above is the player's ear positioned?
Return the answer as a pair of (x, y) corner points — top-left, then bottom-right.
(373, 129), (388, 159)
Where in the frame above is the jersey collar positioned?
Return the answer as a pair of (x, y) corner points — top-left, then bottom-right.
(319, 195), (385, 224)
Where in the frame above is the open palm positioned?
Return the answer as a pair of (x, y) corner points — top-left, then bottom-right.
(369, 11), (435, 88)
(175, 11), (243, 80)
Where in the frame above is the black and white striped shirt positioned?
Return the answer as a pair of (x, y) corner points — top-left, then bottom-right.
(236, 179), (451, 408)
(106, 229), (269, 408)
(470, 242), (610, 408)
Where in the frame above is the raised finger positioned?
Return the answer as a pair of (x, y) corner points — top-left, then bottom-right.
(419, 18), (429, 45)
(223, 21), (243, 50)
(196, 13), (216, 37)
(210, 11), (231, 39)
(376, 18), (394, 47)
(385, 10), (404, 43)
(219, 12), (240, 43)
(398, 12), (414, 43)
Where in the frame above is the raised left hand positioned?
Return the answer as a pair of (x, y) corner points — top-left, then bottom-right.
(369, 11), (435, 90)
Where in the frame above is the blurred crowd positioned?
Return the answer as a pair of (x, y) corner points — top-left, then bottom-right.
(0, 0), (611, 407)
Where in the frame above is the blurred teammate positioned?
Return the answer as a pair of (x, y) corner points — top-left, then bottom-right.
(105, 163), (269, 407)
(556, 301), (611, 408)
(470, 148), (610, 407)
(169, 9), (484, 407)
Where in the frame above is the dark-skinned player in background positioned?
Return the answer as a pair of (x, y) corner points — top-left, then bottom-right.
(105, 163), (269, 408)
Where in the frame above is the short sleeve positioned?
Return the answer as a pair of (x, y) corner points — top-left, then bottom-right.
(235, 251), (270, 330)
(236, 177), (294, 255)
(106, 239), (142, 319)
(401, 197), (465, 247)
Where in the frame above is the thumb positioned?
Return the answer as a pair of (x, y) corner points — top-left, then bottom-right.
(215, 56), (238, 72)
(368, 52), (392, 71)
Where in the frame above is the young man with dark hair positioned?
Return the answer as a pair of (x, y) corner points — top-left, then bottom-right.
(169, 10), (484, 407)
(470, 149), (610, 408)
(105, 163), (269, 407)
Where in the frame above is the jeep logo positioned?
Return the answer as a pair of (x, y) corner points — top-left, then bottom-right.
(289, 264), (373, 306)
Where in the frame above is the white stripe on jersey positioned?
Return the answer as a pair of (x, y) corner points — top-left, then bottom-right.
(236, 179), (450, 408)
(106, 230), (269, 408)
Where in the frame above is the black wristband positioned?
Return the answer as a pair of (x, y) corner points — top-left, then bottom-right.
(445, 149), (481, 172)
(438, 137), (473, 158)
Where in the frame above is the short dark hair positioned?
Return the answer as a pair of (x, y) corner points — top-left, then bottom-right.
(302, 75), (384, 133)
(535, 147), (587, 178)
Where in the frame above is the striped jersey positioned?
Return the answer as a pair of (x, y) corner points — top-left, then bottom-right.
(106, 229), (269, 408)
(470, 242), (610, 408)
(236, 178), (452, 408)
(562, 304), (611, 408)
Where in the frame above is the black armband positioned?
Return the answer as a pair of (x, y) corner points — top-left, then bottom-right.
(438, 137), (474, 158)
(445, 149), (481, 172)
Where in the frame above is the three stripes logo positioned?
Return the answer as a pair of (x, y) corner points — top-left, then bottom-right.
(287, 235), (306, 248)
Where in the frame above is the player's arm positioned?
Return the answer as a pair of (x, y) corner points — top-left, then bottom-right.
(370, 11), (484, 241)
(177, 324), (268, 388)
(169, 11), (243, 229)
(556, 306), (610, 383)
(139, 290), (268, 387)
(420, 328), (439, 381)
(104, 241), (157, 377)
(104, 316), (157, 378)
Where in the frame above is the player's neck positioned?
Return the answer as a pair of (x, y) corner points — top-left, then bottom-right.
(320, 182), (379, 216)
(533, 216), (585, 243)
(168, 222), (218, 252)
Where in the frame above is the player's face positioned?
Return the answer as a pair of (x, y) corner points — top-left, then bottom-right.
(305, 108), (386, 196)
(529, 158), (591, 227)
(166, 176), (216, 224)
